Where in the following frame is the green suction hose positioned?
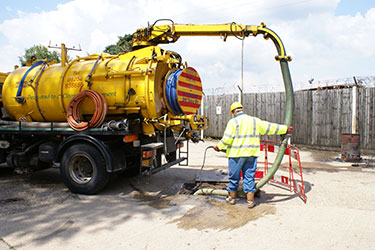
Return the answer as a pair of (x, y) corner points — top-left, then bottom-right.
(255, 28), (295, 190)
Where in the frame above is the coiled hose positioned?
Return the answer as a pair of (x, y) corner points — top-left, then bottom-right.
(66, 90), (107, 131)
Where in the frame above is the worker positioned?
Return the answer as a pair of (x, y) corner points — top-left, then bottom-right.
(214, 102), (293, 208)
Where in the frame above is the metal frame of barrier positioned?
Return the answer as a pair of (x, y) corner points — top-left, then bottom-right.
(255, 140), (307, 203)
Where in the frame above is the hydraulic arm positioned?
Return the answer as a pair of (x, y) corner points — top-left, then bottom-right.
(132, 19), (295, 190)
(132, 20), (291, 62)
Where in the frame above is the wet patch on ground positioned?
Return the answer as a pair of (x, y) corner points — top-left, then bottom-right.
(129, 181), (275, 230)
(128, 182), (178, 209)
(170, 197), (276, 231)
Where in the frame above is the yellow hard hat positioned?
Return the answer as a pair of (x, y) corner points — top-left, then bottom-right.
(230, 102), (243, 113)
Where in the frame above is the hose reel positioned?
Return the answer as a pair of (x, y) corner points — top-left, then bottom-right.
(164, 67), (203, 116)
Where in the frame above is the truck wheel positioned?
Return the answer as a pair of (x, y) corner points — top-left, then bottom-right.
(60, 144), (109, 194)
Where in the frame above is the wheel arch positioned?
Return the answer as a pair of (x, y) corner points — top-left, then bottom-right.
(55, 134), (114, 172)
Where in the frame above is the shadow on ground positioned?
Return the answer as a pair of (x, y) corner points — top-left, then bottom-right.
(0, 165), (311, 248)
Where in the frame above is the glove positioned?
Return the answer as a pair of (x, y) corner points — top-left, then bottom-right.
(287, 126), (293, 134)
(213, 146), (219, 151)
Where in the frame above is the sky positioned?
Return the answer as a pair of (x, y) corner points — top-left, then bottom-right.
(0, 0), (374, 93)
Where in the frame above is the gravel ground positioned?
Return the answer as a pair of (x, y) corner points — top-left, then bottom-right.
(0, 140), (375, 250)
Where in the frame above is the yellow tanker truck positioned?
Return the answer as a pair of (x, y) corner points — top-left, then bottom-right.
(0, 20), (294, 194)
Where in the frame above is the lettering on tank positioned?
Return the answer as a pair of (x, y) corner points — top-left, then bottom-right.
(25, 92), (117, 100)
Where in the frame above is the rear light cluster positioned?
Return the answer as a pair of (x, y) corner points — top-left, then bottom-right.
(142, 150), (153, 167)
(142, 150), (153, 159)
(123, 134), (138, 143)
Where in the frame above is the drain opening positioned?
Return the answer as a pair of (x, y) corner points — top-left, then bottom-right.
(179, 182), (228, 195)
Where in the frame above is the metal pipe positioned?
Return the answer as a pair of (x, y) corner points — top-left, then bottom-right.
(200, 94), (204, 140)
(0, 121), (70, 128)
(352, 77), (358, 134)
(107, 120), (126, 131)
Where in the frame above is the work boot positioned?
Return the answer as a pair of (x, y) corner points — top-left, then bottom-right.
(246, 192), (256, 208)
(226, 191), (236, 205)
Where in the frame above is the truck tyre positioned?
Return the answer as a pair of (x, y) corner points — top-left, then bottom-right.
(60, 143), (110, 194)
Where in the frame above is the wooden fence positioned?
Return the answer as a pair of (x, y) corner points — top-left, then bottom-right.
(202, 87), (375, 151)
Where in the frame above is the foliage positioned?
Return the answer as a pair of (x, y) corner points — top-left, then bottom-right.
(19, 44), (61, 66)
(104, 34), (132, 55)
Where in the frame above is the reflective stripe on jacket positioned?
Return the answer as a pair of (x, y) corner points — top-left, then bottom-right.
(217, 113), (287, 158)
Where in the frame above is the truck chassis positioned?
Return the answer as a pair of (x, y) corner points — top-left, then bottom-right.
(0, 119), (188, 194)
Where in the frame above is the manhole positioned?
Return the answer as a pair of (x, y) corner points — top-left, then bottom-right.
(179, 182), (228, 195)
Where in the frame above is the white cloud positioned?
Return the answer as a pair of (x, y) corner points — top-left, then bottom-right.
(0, 0), (374, 92)
(273, 7), (375, 85)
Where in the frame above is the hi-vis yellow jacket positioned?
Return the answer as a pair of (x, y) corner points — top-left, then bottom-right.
(217, 113), (288, 158)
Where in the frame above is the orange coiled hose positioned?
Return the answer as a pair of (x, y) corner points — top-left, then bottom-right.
(66, 90), (107, 131)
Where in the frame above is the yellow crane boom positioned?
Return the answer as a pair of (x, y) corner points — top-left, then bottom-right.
(132, 19), (291, 62)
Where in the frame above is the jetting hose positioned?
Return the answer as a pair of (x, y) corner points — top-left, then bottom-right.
(196, 145), (214, 185)
(66, 90), (108, 131)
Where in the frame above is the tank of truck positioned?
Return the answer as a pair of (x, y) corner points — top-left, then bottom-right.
(2, 46), (203, 130)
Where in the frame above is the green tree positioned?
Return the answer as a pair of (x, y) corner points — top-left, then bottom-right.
(19, 44), (61, 66)
(104, 34), (132, 55)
